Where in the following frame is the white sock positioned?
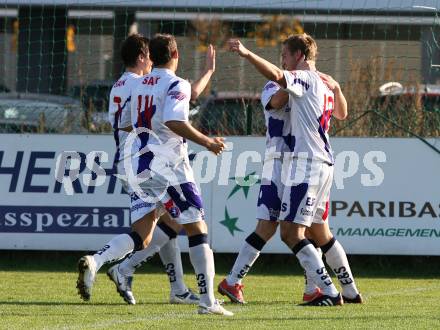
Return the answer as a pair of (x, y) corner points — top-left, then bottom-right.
(159, 238), (188, 295)
(226, 241), (260, 285)
(304, 247), (322, 294)
(189, 242), (215, 307)
(118, 226), (170, 277)
(93, 234), (135, 271)
(324, 239), (359, 299)
(295, 241), (339, 297)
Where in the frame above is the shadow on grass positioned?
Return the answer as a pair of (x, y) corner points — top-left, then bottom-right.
(218, 315), (440, 322)
(0, 301), (172, 306)
(0, 251), (439, 279)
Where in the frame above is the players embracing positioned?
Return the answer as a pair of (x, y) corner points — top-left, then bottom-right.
(219, 34), (362, 306)
(77, 30), (361, 314)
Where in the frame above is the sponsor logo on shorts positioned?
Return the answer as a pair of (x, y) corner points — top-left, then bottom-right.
(131, 202), (154, 213)
(269, 208), (280, 219)
(164, 199), (181, 218)
(305, 197), (316, 207)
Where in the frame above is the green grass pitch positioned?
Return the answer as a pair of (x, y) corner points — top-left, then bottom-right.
(0, 253), (439, 329)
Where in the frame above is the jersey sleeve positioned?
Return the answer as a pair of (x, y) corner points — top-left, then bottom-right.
(261, 81), (281, 110)
(108, 89), (116, 125)
(283, 70), (311, 98)
(163, 79), (191, 123)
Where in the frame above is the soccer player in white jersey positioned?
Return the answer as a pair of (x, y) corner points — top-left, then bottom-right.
(77, 34), (188, 304)
(217, 77), (292, 303)
(125, 33), (232, 316)
(223, 34), (362, 306)
(218, 47), (325, 304)
(105, 34), (216, 305)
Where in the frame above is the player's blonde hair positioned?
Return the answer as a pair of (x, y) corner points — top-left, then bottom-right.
(283, 33), (318, 61)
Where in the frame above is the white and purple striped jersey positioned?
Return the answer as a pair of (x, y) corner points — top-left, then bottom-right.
(260, 81), (294, 159)
(108, 72), (143, 162)
(130, 67), (194, 184)
(283, 70), (335, 164)
(256, 81), (292, 221)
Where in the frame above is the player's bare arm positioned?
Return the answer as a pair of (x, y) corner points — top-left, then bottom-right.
(166, 120), (225, 155)
(268, 89), (289, 110)
(318, 72), (348, 120)
(228, 39), (287, 88)
(191, 44), (216, 100)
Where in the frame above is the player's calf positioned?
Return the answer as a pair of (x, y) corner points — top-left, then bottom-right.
(225, 232), (267, 288)
(320, 237), (361, 300)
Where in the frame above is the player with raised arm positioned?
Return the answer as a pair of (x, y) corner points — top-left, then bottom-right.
(106, 37), (218, 306)
(127, 33), (232, 316)
(217, 39), (331, 304)
(217, 51), (293, 304)
(221, 34), (361, 306)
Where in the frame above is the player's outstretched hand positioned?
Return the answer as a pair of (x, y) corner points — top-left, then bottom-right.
(204, 44), (216, 73)
(207, 137), (226, 155)
(228, 39), (250, 57)
(318, 72), (340, 91)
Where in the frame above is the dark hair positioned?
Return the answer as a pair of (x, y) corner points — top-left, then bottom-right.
(283, 33), (318, 61)
(149, 34), (177, 66)
(120, 34), (149, 68)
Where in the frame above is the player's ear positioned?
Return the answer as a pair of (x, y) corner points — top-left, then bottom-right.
(295, 50), (303, 61)
(171, 49), (179, 59)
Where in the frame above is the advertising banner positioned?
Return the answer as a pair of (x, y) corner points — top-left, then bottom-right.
(0, 134), (439, 255)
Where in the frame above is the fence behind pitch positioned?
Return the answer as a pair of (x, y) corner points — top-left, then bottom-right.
(0, 1), (440, 140)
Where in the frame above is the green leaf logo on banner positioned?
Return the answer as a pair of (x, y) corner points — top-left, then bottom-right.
(220, 171), (262, 236)
(220, 207), (244, 236)
(227, 171), (261, 199)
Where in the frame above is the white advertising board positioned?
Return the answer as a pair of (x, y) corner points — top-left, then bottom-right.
(0, 134), (439, 255)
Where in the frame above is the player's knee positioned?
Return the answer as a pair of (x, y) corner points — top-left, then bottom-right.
(280, 230), (294, 247)
(305, 227), (314, 240)
(183, 221), (207, 236)
(141, 232), (154, 250)
(280, 225), (303, 248)
(309, 228), (333, 247)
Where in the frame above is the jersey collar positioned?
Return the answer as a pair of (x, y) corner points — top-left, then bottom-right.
(123, 71), (141, 78)
(152, 67), (176, 76)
